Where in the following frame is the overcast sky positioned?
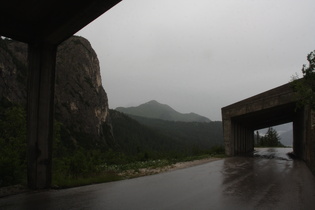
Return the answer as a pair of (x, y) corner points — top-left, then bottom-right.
(77, 0), (315, 121)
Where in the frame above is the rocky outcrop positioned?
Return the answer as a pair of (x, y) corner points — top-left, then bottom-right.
(0, 39), (27, 105)
(0, 36), (115, 150)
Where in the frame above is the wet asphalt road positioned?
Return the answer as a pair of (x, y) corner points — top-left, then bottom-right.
(1, 148), (315, 210)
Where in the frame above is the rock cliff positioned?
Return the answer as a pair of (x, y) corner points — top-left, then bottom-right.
(0, 36), (115, 150)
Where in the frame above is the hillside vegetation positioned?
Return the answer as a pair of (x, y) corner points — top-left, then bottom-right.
(110, 110), (223, 160)
(127, 114), (222, 149)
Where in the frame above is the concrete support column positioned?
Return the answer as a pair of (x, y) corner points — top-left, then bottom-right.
(243, 127), (247, 153)
(223, 118), (254, 156)
(293, 108), (305, 158)
(249, 129), (254, 152)
(234, 123), (242, 155)
(234, 123), (240, 154)
(242, 126), (246, 152)
(27, 42), (57, 189)
(246, 128), (254, 153)
(223, 119), (234, 156)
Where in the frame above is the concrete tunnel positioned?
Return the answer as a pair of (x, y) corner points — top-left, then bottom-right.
(221, 81), (315, 172)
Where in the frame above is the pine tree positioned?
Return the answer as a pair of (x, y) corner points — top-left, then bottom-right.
(259, 127), (283, 147)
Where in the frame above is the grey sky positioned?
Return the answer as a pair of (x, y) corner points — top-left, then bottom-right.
(77, 0), (315, 120)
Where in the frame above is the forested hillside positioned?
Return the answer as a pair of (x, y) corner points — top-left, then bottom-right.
(128, 114), (223, 148)
(110, 110), (188, 159)
(110, 110), (223, 158)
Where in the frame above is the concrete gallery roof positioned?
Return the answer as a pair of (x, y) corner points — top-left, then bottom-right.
(0, 0), (121, 44)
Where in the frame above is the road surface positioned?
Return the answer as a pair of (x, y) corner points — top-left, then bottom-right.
(1, 148), (315, 209)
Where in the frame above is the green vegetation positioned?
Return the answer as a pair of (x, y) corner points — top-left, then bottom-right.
(254, 127), (284, 147)
(0, 99), (27, 187)
(130, 114), (222, 147)
(0, 102), (224, 188)
(291, 50), (315, 110)
(110, 110), (223, 159)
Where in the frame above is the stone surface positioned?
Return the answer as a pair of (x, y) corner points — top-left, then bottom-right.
(0, 36), (115, 149)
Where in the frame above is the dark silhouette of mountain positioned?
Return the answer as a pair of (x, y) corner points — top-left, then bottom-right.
(128, 114), (223, 148)
(110, 110), (189, 157)
(116, 100), (211, 122)
(110, 110), (223, 157)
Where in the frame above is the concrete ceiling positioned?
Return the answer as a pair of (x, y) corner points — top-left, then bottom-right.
(0, 0), (121, 44)
(232, 102), (297, 130)
(222, 82), (300, 130)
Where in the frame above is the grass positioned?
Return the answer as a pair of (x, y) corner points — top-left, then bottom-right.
(52, 152), (225, 189)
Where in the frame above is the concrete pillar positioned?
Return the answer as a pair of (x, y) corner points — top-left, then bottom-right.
(242, 126), (246, 152)
(247, 128), (254, 153)
(243, 127), (247, 153)
(223, 119), (234, 156)
(293, 108), (305, 158)
(27, 42), (57, 189)
(237, 124), (242, 154)
(250, 129), (254, 151)
(233, 123), (241, 155)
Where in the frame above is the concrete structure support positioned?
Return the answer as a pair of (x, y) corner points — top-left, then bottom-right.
(223, 119), (233, 156)
(27, 43), (57, 189)
(293, 108), (305, 158)
(231, 123), (253, 155)
(222, 81), (315, 174)
(223, 119), (254, 156)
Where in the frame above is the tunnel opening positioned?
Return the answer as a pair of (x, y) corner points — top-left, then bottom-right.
(226, 102), (302, 156)
(253, 123), (294, 160)
(255, 123), (293, 148)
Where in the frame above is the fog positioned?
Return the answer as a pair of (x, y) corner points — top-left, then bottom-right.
(77, 0), (315, 120)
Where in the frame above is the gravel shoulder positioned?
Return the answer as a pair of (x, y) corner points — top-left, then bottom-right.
(119, 157), (222, 178)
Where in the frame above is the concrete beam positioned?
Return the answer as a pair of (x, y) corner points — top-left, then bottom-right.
(27, 43), (57, 189)
(0, 0), (122, 45)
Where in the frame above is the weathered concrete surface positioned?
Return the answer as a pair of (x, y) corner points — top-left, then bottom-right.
(1, 148), (315, 210)
(221, 82), (315, 174)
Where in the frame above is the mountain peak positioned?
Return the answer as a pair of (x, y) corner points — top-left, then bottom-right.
(116, 100), (211, 122)
(146, 100), (159, 104)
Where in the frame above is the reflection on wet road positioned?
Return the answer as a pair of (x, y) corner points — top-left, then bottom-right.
(1, 148), (315, 210)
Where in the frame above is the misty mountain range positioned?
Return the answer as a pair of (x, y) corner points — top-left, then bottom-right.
(113, 100), (223, 152)
(117, 100), (293, 147)
(116, 100), (211, 122)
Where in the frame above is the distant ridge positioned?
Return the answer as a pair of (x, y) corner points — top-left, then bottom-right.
(116, 100), (211, 122)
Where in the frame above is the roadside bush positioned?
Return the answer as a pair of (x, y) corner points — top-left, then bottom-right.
(0, 105), (27, 187)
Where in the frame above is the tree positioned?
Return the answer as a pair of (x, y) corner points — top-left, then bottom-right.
(291, 50), (315, 110)
(256, 127), (283, 147)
